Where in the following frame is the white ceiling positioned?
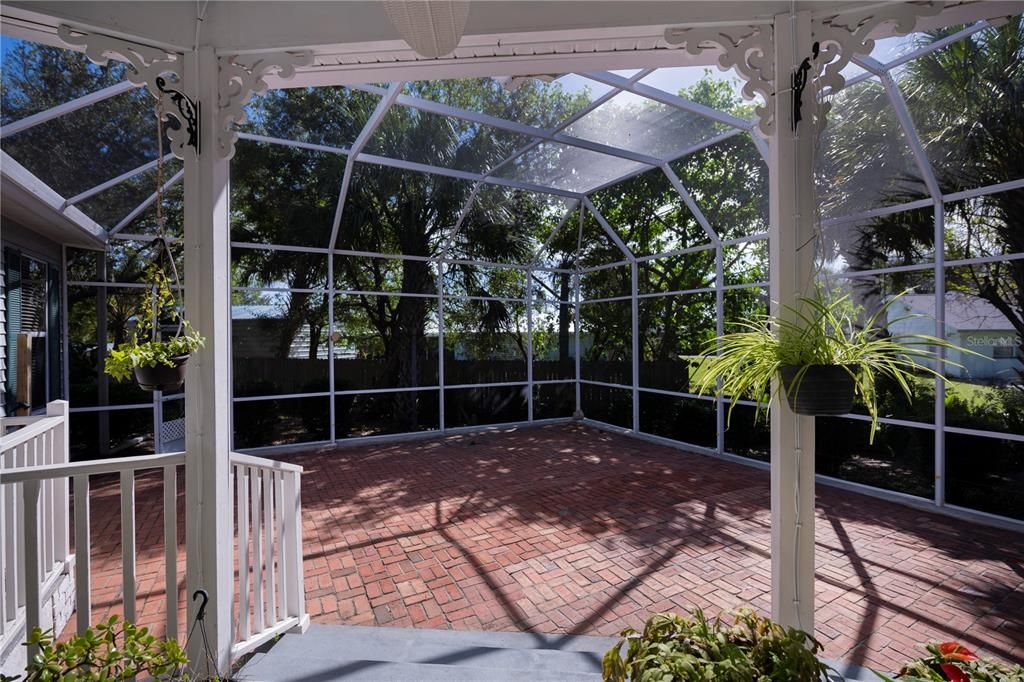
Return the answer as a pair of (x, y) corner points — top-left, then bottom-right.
(3, 1), (1022, 88)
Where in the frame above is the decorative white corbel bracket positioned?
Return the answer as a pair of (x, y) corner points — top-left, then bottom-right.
(664, 24), (775, 136)
(216, 52), (312, 160)
(664, 1), (941, 136)
(58, 25), (200, 159)
(808, 1), (942, 126)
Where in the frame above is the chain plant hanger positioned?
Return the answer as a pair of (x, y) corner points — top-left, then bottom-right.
(152, 95), (186, 343)
(102, 99), (205, 392)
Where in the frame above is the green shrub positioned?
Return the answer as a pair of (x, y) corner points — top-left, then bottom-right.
(603, 609), (828, 682)
(5, 616), (187, 681)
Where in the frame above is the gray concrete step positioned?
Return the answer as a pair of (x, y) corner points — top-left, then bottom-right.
(236, 625), (616, 682)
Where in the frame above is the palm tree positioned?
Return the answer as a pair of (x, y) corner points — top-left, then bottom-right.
(822, 19), (1023, 369)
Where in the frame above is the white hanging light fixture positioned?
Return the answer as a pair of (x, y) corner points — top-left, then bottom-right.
(382, 0), (471, 59)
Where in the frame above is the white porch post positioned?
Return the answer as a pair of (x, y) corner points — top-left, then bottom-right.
(769, 10), (817, 633)
(183, 46), (234, 673)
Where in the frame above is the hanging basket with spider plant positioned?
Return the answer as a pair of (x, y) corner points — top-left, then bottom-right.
(695, 289), (978, 442)
(103, 101), (205, 392)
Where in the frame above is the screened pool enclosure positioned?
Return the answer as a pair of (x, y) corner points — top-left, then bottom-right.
(2, 16), (1022, 524)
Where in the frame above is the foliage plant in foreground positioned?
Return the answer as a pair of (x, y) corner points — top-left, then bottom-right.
(879, 641), (1024, 682)
(602, 609), (828, 682)
(695, 289), (971, 442)
(4, 616), (188, 681)
(104, 266), (205, 385)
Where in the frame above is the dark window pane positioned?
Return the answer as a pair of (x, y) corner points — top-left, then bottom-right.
(639, 392), (716, 450)
(230, 142), (344, 248)
(531, 302), (575, 381)
(639, 252), (715, 295)
(534, 382), (575, 420)
(945, 432), (1024, 520)
(445, 386), (528, 428)
(67, 285), (154, 407)
(723, 403), (770, 462)
(639, 292), (712, 392)
(336, 390), (439, 438)
(581, 384), (631, 428)
(444, 298), (526, 384)
(70, 408), (154, 461)
(815, 417), (934, 499)
(232, 396), (329, 449)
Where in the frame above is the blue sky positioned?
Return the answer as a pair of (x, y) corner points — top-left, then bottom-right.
(1, 33), (23, 59)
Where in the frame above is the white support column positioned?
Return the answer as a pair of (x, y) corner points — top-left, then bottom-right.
(437, 262), (446, 431)
(768, 10), (817, 634)
(933, 203), (946, 507)
(526, 269), (534, 422)
(714, 247), (725, 455)
(630, 261), (639, 432)
(183, 46), (234, 674)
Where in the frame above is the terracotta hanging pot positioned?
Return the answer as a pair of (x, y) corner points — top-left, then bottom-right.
(778, 364), (855, 416)
(133, 355), (190, 392)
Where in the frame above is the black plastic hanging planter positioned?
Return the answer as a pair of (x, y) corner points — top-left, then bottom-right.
(133, 354), (190, 392)
(778, 364), (855, 416)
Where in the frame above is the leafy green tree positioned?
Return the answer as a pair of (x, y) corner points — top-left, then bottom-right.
(231, 80), (587, 426)
(823, 21), (1023, 368)
(551, 76), (765, 391)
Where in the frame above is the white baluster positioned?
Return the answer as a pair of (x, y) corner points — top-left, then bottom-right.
(39, 434), (54, 575)
(49, 401), (71, 564)
(237, 465), (251, 642)
(3, 446), (17, 621)
(263, 468), (275, 626)
(0, 460), (5, 638)
(120, 470), (136, 624)
(275, 471), (285, 620)
(251, 467), (264, 633)
(74, 475), (91, 635)
(14, 443), (26, 610)
(23, 479), (41, 662)
(283, 471), (304, 621)
(163, 464), (178, 641)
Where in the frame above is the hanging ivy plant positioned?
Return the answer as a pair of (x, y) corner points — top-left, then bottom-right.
(104, 262), (205, 391)
(104, 102), (204, 392)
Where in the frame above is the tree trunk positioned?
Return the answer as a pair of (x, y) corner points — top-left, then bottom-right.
(388, 258), (432, 430)
(558, 272), (570, 362)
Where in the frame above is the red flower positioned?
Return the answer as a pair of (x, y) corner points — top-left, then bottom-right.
(938, 642), (978, 663)
(940, 663), (970, 682)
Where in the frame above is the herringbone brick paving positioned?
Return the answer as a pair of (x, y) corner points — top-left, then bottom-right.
(72, 423), (1024, 673)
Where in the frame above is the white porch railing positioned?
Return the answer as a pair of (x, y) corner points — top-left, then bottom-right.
(0, 401), (72, 652)
(0, 417), (306, 665)
(0, 447), (185, 662)
(230, 452), (308, 658)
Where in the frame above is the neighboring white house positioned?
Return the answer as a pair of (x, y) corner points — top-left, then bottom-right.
(887, 292), (1023, 383)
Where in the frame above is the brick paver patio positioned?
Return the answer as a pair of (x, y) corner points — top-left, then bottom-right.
(75, 423), (1024, 673)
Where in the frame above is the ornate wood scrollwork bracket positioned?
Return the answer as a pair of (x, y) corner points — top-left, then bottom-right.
(664, 2), (941, 136)
(57, 26), (312, 161)
(216, 52), (312, 160)
(58, 25), (200, 159)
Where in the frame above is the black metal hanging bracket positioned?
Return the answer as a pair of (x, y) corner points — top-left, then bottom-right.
(791, 41), (820, 131)
(156, 75), (201, 155)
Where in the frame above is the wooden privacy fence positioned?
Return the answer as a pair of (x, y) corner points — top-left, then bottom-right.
(233, 358), (690, 395)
